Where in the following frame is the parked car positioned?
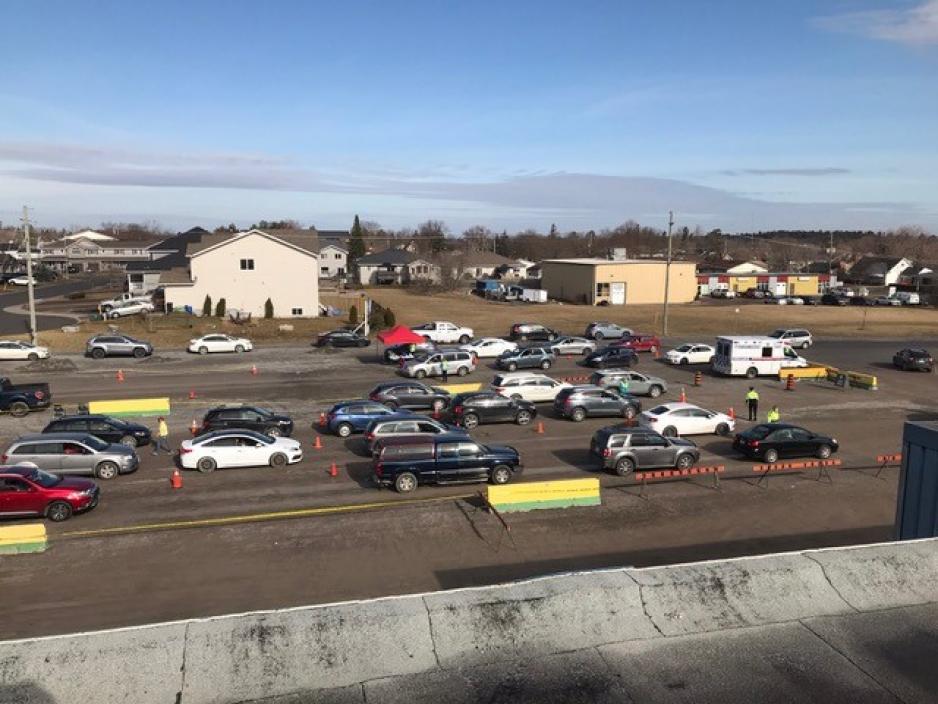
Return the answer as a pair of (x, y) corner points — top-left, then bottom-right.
(104, 300), (155, 319)
(873, 296), (902, 306)
(494, 346), (555, 372)
(98, 292), (150, 313)
(508, 323), (559, 341)
(612, 334), (661, 354)
(710, 289), (736, 299)
(553, 385), (641, 422)
(0, 340), (50, 361)
(0, 465), (99, 522)
(188, 334), (253, 354)
(590, 426), (699, 476)
(821, 293), (849, 306)
(324, 402), (415, 438)
(583, 346), (638, 369)
(179, 429), (303, 472)
(584, 322), (632, 341)
(550, 336), (596, 356)
(365, 417), (466, 453)
(0, 377), (52, 417)
(459, 337), (518, 358)
(733, 423), (839, 463)
(410, 321), (473, 344)
(2, 432), (138, 479)
(86, 334), (153, 359)
(893, 348), (934, 372)
(314, 330), (370, 347)
(373, 434), (522, 493)
(399, 350), (476, 379)
(8, 276), (36, 286)
(742, 288), (765, 299)
(638, 402), (735, 437)
(43, 414), (151, 447)
(588, 369), (667, 398)
(769, 328), (813, 349)
(491, 373), (571, 402)
(200, 405), (294, 437)
(666, 343), (715, 366)
(368, 381), (451, 412)
(450, 391), (537, 429)
(384, 341), (436, 364)
(849, 296), (871, 306)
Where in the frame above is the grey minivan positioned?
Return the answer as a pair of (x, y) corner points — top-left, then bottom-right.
(3, 432), (140, 479)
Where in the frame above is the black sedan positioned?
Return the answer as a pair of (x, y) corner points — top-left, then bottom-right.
(583, 347), (638, 369)
(733, 423), (838, 464)
(450, 392), (536, 429)
(42, 414), (152, 447)
(314, 330), (370, 348)
(894, 348), (934, 372)
(368, 381), (451, 412)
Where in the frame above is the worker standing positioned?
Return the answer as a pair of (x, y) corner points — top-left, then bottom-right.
(152, 416), (170, 456)
(767, 405), (781, 423)
(440, 356), (449, 383)
(745, 387), (759, 421)
(618, 377), (630, 397)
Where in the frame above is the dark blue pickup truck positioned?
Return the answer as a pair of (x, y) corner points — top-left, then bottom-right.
(0, 377), (51, 417)
(373, 433), (522, 493)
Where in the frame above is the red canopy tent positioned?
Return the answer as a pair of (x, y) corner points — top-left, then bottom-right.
(376, 325), (426, 346)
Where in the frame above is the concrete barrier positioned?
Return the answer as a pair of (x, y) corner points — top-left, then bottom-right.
(777, 365), (829, 380)
(0, 523), (47, 555)
(87, 397), (171, 418)
(487, 478), (601, 512)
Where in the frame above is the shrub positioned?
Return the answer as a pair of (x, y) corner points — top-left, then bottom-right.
(264, 298), (274, 319)
(215, 298), (226, 318)
(349, 305), (358, 324)
(383, 308), (396, 328)
(202, 295), (213, 317)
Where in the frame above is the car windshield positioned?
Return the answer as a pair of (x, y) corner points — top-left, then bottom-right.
(648, 405), (669, 415)
(746, 424), (774, 439)
(769, 330), (785, 338)
(675, 345), (692, 352)
(26, 468), (62, 488)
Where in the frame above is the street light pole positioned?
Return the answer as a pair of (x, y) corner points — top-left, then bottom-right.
(661, 210), (674, 337)
(21, 206), (38, 345)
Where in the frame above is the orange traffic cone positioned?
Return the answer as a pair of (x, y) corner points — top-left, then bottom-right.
(328, 462), (338, 478)
(313, 436), (322, 450)
(535, 421), (545, 434)
(728, 406), (736, 421)
(250, 364), (258, 376)
(116, 369), (125, 382)
(318, 412), (327, 427)
(680, 387), (687, 403)
(189, 419), (199, 436)
(188, 389), (197, 400)
(170, 469), (182, 489)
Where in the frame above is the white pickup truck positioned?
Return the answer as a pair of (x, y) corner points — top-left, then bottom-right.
(99, 292), (151, 313)
(410, 321), (474, 344)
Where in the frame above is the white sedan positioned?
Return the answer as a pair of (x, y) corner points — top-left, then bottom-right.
(491, 373), (571, 402)
(180, 430), (302, 472)
(639, 402), (736, 437)
(8, 276), (36, 286)
(460, 337), (518, 358)
(105, 301), (155, 319)
(666, 343), (715, 366)
(188, 334), (253, 354)
(0, 340), (50, 361)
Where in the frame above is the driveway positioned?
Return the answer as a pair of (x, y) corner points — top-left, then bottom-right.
(0, 275), (111, 334)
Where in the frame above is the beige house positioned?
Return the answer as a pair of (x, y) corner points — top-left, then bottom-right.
(541, 258), (697, 305)
(162, 229), (319, 318)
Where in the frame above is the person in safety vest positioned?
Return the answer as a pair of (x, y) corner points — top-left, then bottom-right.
(766, 405), (780, 423)
(745, 387), (759, 421)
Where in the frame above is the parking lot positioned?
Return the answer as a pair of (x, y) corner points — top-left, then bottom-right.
(1, 334), (934, 638)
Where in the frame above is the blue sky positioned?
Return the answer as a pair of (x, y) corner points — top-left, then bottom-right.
(1, 0), (937, 233)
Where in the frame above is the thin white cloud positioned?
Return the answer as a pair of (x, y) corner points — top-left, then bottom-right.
(814, 0), (938, 46)
(721, 168), (851, 177)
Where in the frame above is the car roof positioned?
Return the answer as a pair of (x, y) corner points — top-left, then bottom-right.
(51, 414), (114, 422)
(12, 432), (99, 442)
(193, 429), (271, 441)
(647, 402), (705, 412)
(493, 371), (551, 380)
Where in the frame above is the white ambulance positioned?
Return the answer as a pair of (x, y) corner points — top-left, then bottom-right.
(712, 336), (809, 378)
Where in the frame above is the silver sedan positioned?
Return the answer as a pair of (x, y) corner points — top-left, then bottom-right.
(550, 336), (596, 355)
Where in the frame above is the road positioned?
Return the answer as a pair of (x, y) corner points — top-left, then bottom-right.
(0, 336), (933, 638)
(0, 275), (110, 334)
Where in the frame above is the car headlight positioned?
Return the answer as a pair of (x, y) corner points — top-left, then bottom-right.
(67, 492), (84, 500)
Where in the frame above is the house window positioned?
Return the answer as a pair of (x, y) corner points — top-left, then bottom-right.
(335, 253), (342, 260)
(240, 259), (254, 270)
(320, 266), (329, 274)
(291, 308), (303, 316)
(596, 283), (610, 297)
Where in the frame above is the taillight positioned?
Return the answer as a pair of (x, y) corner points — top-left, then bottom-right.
(0, 453), (6, 463)
(34, 391), (44, 400)
(748, 440), (760, 448)
(180, 447), (193, 454)
(454, 405), (463, 414)
(564, 400), (572, 407)
(365, 432), (374, 440)
(602, 448), (611, 458)
(375, 462), (383, 477)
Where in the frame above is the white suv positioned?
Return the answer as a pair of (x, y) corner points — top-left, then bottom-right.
(769, 328), (813, 349)
(490, 372), (571, 402)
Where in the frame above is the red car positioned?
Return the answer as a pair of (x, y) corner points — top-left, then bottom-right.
(612, 334), (661, 353)
(0, 465), (99, 522)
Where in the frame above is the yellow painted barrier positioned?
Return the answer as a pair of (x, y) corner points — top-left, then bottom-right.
(777, 366), (829, 380)
(846, 371), (878, 391)
(488, 478), (601, 513)
(0, 523), (47, 554)
(437, 382), (483, 394)
(88, 397), (171, 418)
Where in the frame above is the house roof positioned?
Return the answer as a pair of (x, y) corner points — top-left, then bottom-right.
(158, 267), (193, 285)
(127, 228), (210, 272)
(847, 256), (911, 280)
(319, 240), (348, 253)
(356, 248), (417, 266)
(187, 229), (318, 257)
(452, 251), (516, 268)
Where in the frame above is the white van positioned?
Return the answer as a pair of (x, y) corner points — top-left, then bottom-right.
(712, 336), (809, 378)
(894, 291), (921, 306)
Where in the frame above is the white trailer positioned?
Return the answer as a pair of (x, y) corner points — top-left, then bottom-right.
(712, 336), (808, 378)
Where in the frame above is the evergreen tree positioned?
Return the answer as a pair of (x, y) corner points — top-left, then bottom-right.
(202, 295), (213, 317)
(264, 298), (274, 319)
(215, 298), (226, 318)
(348, 215), (366, 264)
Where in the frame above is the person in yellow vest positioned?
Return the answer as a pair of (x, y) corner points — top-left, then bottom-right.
(745, 387), (759, 421)
(152, 416), (170, 456)
(766, 405), (781, 423)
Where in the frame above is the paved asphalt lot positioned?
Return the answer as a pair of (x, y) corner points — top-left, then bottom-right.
(0, 275), (109, 334)
(1, 336), (935, 638)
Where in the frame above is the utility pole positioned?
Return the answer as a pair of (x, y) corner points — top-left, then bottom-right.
(21, 206), (38, 345)
(661, 210), (674, 337)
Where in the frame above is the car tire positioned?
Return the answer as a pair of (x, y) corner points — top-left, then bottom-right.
(119, 434), (137, 447)
(27, 352), (38, 361)
(623, 405), (637, 420)
(462, 413), (480, 429)
(110, 311), (121, 319)
(764, 449), (779, 464)
(709, 356), (716, 365)
(490, 465), (512, 485)
(540, 360), (551, 370)
(46, 501), (73, 522)
(816, 444), (832, 459)
(394, 472), (417, 493)
(235, 345), (245, 354)
(662, 426), (677, 437)
(745, 367), (758, 379)
(95, 461), (119, 480)
(648, 385), (662, 398)
(384, 401), (399, 411)
(508, 362), (518, 372)
(91, 347), (106, 359)
(198, 346), (208, 355)
(676, 454), (695, 470)
(581, 347), (590, 355)
(516, 410), (532, 425)
(615, 457), (635, 476)
(458, 335), (470, 344)
(269, 452), (288, 468)
(510, 393), (522, 401)
(267, 427), (282, 437)
(679, 358), (688, 366)
(197, 456), (217, 473)
(133, 347), (146, 358)
(571, 407), (587, 422)
(802, 341), (811, 349)
(594, 332), (604, 341)
(715, 422), (730, 436)
(9, 401), (29, 418)
(415, 369), (427, 379)
(457, 366), (468, 376)
(336, 423), (353, 438)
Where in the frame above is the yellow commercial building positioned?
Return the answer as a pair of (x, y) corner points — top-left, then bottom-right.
(540, 259), (698, 306)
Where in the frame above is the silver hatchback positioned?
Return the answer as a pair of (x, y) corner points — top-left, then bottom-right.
(4, 432), (139, 480)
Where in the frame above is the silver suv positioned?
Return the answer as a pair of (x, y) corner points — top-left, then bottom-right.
(399, 350), (476, 379)
(769, 328), (812, 349)
(590, 426), (699, 476)
(4, 432), (140, 479)
(584, 322), (632, 340)
(365, 417), (466, 453)
(86, 334), (154, 359)
(589, 369), (668, 398)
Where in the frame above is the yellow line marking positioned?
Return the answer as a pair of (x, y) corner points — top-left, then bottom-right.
(54, 493), (477, 540)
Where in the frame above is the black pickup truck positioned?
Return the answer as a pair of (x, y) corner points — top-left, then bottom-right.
(373, 433), (522, 493)
(0, 377), (52, 417)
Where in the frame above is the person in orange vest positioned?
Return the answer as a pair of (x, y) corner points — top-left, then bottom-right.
(152, 416), (170, 456)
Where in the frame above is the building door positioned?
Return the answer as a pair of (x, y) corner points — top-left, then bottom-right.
(610, 282), (626, 305)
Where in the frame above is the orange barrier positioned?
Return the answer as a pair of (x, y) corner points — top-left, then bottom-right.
(752, 459), (842, 472)
(634, 465), (724, 481)
(561, 375), (591, 383)
(877, 453), (902, 464)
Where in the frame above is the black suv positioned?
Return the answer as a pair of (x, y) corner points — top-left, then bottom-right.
(368, 381), (451, 412)
(450, 391), (537, 429)
(893, 348), (933, 372)
(590, 426), (699, 476)
(820, 293), (848, 306)
(200, 405), (294, 437)
(508, 323), (559, 341)
(43, 414), (151, 447)
(584, 347), (638, 369)
(553, 385), (641, 422)
(373, 434), (522, 493)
